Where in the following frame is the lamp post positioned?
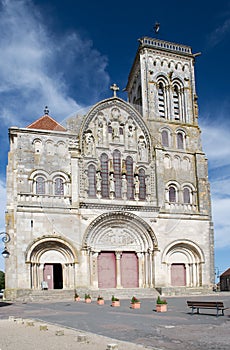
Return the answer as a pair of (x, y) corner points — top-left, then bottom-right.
(0, 232), (10, 258)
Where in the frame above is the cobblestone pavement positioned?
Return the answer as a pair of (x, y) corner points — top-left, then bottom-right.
(0, 294), (230, 350)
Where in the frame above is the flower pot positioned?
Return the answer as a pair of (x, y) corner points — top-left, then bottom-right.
(111, 300), (120, 307)
(75, 297), (80, 302)
(131, 302), (141, 309)
(156, 304), (167, 312)
(97, 299), (104, 305)
(85, 298), (92, 303)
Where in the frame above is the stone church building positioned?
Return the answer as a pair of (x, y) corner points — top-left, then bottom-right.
(5, 36), (215, 299)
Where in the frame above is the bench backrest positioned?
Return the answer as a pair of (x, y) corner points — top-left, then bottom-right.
(187, 301), (224, 308)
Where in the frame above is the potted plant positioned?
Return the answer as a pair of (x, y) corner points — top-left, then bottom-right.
(156, 296), (167, 312)
(74, 291), (80, 301)
(131, 296), (141, 309)
(85, 293), (92, 303)
(97, 295), (104, 305)
(111, 295), (120, 307)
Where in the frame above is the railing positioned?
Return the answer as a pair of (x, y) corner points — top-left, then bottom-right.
(17, 193), (71, 207)
(139, 37), (192, 54)
(165, 202), (197, 212)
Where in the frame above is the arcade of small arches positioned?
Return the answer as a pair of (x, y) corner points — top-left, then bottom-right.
(161, 128), (187, 150)
(29, 170), (70, 196)
(165, 181), (197, 209)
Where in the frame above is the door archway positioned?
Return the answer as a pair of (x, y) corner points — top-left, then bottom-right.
(25, 236), (78, 290)
(83, 212), (158, 288)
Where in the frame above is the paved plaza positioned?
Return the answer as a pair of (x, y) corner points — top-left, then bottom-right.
(0, 294), (229, 350)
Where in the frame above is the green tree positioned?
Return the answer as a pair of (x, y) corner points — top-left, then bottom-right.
(0, 270), (5, 289)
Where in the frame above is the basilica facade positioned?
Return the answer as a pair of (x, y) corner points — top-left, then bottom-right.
(5, 36), (214, 299)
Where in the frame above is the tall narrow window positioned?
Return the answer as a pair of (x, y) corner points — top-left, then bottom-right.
(54, 178), (64, 195)
(88, 165), (96, 197)
(183, 187), (191, 204)
(36, 176), (45, 194)
(101, 153), (109, 198)
(113, 150), (121, 198)
(162, 130), (169, 147)
(173, 85), (180, 119)
(177, 132), (184, 149)
(139, 168), (146, 200)
(158, 82), (166, 118)
(169, 186), (176, 202)
(126, 156), (134, 200)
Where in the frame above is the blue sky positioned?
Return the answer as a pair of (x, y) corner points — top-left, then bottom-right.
(0, 0), (229, 279)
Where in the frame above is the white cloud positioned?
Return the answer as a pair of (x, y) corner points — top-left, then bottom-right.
(0, 0), (109, 126)
(207, 17), (230, 48)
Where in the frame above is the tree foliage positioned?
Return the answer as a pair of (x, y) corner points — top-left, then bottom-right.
(0, 270), (5, 289)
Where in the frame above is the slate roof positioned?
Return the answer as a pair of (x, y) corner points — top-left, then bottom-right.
(26, 115), (66, 132)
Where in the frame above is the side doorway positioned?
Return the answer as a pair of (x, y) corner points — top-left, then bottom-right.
(43, 263), (63, 289)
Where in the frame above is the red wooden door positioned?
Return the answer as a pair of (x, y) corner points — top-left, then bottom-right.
(43, 264), (54, 289)
(98, 252), (116, 288)
(171, 263), (186, 286)
(121, 252), (138, 288)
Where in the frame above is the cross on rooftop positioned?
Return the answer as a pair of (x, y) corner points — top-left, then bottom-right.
(110, 83), (119, 97)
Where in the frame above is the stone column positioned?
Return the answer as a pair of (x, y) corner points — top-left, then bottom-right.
(185, 263), (190, 287)
(137, 252), (144, 287)
(145, 252), (148, 287)
(115, 251), (122, 288)
(91, 251), (99, 289)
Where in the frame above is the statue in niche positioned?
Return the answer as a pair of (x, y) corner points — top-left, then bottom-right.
(127, 118), (136, 147)
(110, 107), (122, 141)
(96, 171), (102, 198)
(145, 175), (151, 202)
(109, 172), (115, 198)
(84, 170), (89, 198)
(134, 174), (140, 200)
(84, 131), (95, 156)
(121, 173), (127, 200)
(96, 112), (105, 145)
(138, 136), (147, 161)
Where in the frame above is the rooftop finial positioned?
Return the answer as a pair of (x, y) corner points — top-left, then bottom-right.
(154, 22), (160, 34)
(110, 83), (119, 97)
(44, 106), (49, 115)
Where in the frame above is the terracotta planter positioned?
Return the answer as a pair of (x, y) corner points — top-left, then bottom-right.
(111, 300), (120, 307)
(85, 298), (92, 303)
(97, 299), (104, 305)
(131, 302), (141, 309)
(156, 304), (167, 312)
(75, 297), (80, 302)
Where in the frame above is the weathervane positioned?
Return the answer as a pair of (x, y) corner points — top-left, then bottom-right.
(44, 106), (49, 115)
(154, 22), (160, 34)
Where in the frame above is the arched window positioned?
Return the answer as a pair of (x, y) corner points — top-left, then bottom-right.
(126, 156), (134, 200)
(139, 168), (146, 200)
(183, 187), (191, 204)
(113, 150), (121, 198)
(162, 130), (169, 147)
(173, 85), (180, 119)
(36, 176), (45, 194)
(54, 178), (64, 195)
(169, 186), (176, 202)
(101, 153), (109, 198)
(88, 164), (96, 197)
(177, 131), (185, 149)
(158, 82), (166, 118)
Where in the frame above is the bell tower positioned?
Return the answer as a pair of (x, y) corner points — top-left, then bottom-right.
(126, 37), (200, 125)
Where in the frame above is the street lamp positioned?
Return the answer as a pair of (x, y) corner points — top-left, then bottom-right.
(0, 232), (10, 258)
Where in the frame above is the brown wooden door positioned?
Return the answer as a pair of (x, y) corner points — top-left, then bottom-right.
(121, 252), (138, 288)
(43, 264), (53, 289)
(98, 252), (116, 288)
(171, 263), (186, 286)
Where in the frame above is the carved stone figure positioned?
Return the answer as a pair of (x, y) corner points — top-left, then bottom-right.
(121, 174), (127, 199)
(138, 136), (147, 161)
(110, 107), (122, 141)
(134, 174), (140, 200)
(96, 171), (102, 198)
(84, 131), (95, 156)
(109, 173), (115, 198)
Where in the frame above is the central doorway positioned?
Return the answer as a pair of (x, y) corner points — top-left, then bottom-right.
(97, 251), (138, 288)
(43, 263), (63, 289)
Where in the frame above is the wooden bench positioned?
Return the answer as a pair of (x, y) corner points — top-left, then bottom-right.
(187, 301), (228, 317)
